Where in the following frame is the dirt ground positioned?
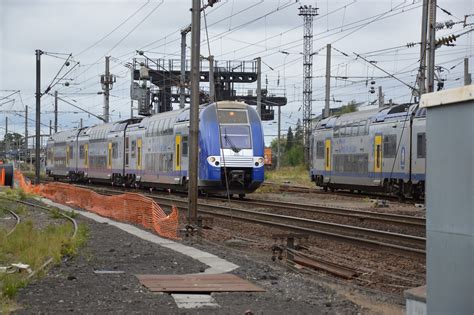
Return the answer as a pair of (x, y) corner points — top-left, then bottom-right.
(252, 190), (425, 217)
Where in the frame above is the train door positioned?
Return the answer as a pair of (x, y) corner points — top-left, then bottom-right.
(125, 137), (130, 169)
(174, 134), (181, 172)
(66, 145), (70, 168)
(136, 138), (142, 170)
(324, 138), (331, 179)
(107, 142), (112, 170)
(84, 144), (88, 168)
(174, 124), (189, 183)
(374, 134), (382, 180)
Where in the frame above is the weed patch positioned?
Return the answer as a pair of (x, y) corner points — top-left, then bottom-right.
(0, 220), (88, 311)
(265, 165), (313, 187)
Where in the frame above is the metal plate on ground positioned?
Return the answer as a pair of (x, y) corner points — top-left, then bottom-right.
(136, 274), (265, 293)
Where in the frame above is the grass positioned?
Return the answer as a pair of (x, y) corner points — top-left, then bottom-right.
(0, 217), (88, 312)
(264, 165), (313, 187)
(20, 171), (48, 182)
(1, 188), (32, 201)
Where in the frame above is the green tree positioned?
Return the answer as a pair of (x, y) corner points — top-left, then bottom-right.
(338, 100), (358, 114)
(270, 136), (287, 167)
(286, 127), (294, 151)
(285, 145), (304, 166)
(294, 119), (303, 146)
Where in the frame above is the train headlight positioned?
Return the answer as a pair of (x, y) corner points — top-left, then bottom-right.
(257, 157), (264, 164)
(208, 156), (216, 163)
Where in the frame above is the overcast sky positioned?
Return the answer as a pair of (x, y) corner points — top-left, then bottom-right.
(1, 0), (473, 145)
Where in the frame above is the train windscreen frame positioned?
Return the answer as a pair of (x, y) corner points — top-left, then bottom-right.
(220, 125), (251, 150)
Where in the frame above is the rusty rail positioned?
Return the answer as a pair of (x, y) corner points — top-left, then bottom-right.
(229, 198), (425, 227)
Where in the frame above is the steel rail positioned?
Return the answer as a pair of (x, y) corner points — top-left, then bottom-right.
(73, 183), (424, 228)
(69, 184), (425, 255)
(230, 198), (426, 227)
(151, 195), (425, 249)
(4, 208), (21, 237)
(182, 202), (425, 257)
(0, 196), (79, 280)
(262, 182), (423, 203)
(0, 197), (78, 238)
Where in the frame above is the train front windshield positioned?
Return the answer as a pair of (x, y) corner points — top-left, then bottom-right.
(217, 109), (252, 151)
(220, 125), (251, 150)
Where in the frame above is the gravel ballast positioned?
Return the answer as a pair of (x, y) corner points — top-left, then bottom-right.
(15, 210), (363, 314)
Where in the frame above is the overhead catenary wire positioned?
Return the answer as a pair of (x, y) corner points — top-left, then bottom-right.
(75, 0), (152, 57)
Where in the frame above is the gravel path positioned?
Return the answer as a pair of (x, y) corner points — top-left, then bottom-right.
(15, 211), (363, 314)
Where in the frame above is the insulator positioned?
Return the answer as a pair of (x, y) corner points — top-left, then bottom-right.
(435, 22), (445, 30)
(65, 61), (70, 67)
(445, 20), (455, 29)
(371, 80), (376, 85)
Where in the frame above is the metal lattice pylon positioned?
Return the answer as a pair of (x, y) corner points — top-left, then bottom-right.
(298, 5), (318, 163)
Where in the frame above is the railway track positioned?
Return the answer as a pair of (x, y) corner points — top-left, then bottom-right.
(68, 181), (425, 228)
(218, 197), (425, 228)
(0, 196), (78, 280)
(0, 197), (78, 238)
(3, 207), (21, 237)
(73, 185), (426, 257)
(262, 181), (422, 203)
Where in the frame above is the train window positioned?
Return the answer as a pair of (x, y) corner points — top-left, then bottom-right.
(165, 119), (172, 135)
(79, 145), (85, 159)
(182, 136), (188, 156)
(125, 137), (129, 167)
(161, 119), (166, 135)
(131, 140), (136, 158)
(112, 142), (118, 159)
(340, 123), (348, 137)
(349, 121), (357, 136)
(220, 125), (251, 149)
(146, 122), (152, 136)
(218, 110), (248, 124)
(333, 121), (341, 138)
(333, 154), (369, 174)
(383, 135), (397, 158)
(316, 141), (325, 159)
(84, 145), (88, 166)
(358, 120), (366, 136)
(155, 121), (160, 135)
(376, 145), (381, 169)
(417, 133), (426, 158)
(157, 120), (164, 135)
(68, 146), (74, 161)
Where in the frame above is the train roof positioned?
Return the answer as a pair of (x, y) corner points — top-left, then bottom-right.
(316, 103), (418, 129)
(47, 101), (252, 141)
(48, 129), (81, 143)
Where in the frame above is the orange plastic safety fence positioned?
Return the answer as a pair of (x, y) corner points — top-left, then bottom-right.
(13, 171), (180, 239)
(0, 169), (4, 186)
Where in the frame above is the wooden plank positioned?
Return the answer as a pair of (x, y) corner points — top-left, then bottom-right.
(136, 274), (265, 293)
(293, 255), (358, 279)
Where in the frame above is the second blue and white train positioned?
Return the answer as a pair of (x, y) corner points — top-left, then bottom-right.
(310, 103), (426, 199)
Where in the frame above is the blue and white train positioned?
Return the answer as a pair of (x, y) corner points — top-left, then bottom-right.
(46, 101), (265, 197)
(310, 103), (426, 199)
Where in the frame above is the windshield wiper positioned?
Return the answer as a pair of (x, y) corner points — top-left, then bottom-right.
(224, 130), (241, 153)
